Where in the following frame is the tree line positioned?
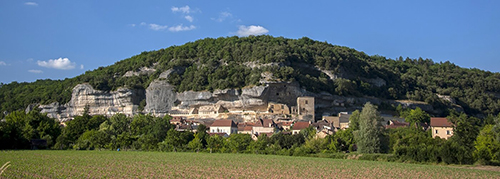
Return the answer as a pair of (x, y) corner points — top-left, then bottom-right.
(1, 103), (499, 165)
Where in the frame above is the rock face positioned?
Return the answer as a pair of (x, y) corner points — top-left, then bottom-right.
(123, 67), (156, 77)
(37, 68), (444, 122)
(144, 80), (176, 115)
(40, 84), (145, 121)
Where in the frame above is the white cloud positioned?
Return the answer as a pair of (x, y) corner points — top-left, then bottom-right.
(171, 6), (191, 13)
(0, 61), (6, 66)
(80, 64), (84, 69)
(28, 70), (43, 73)
(213, 12), (232, 22)
(185, 15), (193, 22)
(140, 22), (147, 26)
(169, 25), (196, 32)
(24, 2), (38, 6)
(148, 23), (168, 31)
(37, 58), (76, 70)
(129, 24), (136, 27)
(237, 25), (269, 37)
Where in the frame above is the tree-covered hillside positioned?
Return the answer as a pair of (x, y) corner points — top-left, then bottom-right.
(1, 35), (499, 118)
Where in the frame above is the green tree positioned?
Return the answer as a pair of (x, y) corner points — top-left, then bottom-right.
(159, 129), (193, 152)
(207, 134), (224, 153)
(187, 133), (203, 152)
(474, 125), (500, 164)
(225, 134), (252, 153)
(405, 107), (430, 124)
(355, 102), (385, 153)
(248, 134), (269, 154)
(299, 126), (317, 140)
(447, 113), (480, 164)
(0, 110), (61, 149)
(349, 110), (360, 130)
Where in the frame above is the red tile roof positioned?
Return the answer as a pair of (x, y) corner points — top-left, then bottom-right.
(210, 120), (237, 128)
(279, 122), (293, 126)
(430, 118), (453, 127)
(292, 121), (310, 131)
(385, 120), (410, 129)
(243, 126), (253, 131)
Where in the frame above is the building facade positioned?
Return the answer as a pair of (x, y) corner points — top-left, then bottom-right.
(430, 117), (454, 139)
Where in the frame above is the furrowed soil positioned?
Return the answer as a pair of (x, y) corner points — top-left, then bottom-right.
(0, 150), (499, 178)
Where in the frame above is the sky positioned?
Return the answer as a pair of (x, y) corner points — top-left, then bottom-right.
(0, 1), (499, 84)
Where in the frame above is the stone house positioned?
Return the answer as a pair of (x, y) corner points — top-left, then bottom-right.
(238, 126), (254, 134)
(253, 118), (276, 135)
(267, 102), (290, 115)
(199, 105), (226, 115)
(209, 119), (238, 135)
(430, 117), (454, 139)
(323, 113), (350, 129)
(311, 120), (334, 135)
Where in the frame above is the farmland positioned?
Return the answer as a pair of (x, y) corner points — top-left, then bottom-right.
(0, 151), (499, 178)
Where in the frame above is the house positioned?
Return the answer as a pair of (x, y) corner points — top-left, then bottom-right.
(324, 113), (350, 129)
(291, 121), (311, 134)
(268, 102), (290, 115)
(199, 105), (226, 115)
(385, 120), (409, 129)
(277, 121), (293, 131)
(430, 117), (454, 139)
(253, 118), (276, 135)
(209, 119), (238, 135)
(170, 116), (185, 125)
(311, 120), (334, 135)
(175, 124), (193, 132)
(238, 126), (254, 134)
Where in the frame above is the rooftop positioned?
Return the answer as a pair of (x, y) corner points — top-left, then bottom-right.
(210, 119), (237, 128)
(292, 121), (310, 131)
(430, 118), (453, 127)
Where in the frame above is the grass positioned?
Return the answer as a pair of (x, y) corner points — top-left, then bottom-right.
(0, 150), (499, 178)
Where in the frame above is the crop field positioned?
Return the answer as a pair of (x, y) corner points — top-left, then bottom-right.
(0, 151), (499, 178)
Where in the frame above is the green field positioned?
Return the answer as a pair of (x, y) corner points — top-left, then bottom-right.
(0, 151), (499, 178)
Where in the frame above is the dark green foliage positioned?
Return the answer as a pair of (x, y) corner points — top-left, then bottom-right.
(158, 128), (194, 152)
(225, 134), (253, 153)
(446, 113), (480, 164)
(269, 132), (305, 150)
(391, 127), (444, 163)
(0, 110), (61, 149)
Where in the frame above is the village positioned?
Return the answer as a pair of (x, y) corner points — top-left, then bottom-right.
(166, 95), (454, 140)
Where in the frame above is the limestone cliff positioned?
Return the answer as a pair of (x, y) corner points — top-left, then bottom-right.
(40, 84), (144, 121)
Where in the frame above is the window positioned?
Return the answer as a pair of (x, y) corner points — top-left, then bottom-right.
(305, 100), (308, 104)
(276, 93), (279, 96)
(446, 130), (451, 135)
(435, 130), (438, 134)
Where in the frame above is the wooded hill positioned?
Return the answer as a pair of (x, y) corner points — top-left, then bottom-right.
(1, 36), (499, 118)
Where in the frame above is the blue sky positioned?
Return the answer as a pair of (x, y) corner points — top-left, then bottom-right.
(0, 1), (499, 83)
